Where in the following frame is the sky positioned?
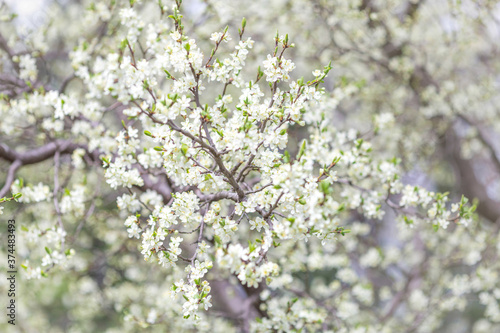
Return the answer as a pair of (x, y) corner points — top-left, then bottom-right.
(4, 0), (49, 27)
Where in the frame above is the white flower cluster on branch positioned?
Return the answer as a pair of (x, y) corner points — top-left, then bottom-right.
(0, 0), (499, 332)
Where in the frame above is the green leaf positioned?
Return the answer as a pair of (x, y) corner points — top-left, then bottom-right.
(319, 180), (330, 194)
(283, 150), (290, 163)
(119, 38), (127, 50)
(297, 139), (307, 160)
(248, 240), (256, 253)
(181, 143), (189, 156)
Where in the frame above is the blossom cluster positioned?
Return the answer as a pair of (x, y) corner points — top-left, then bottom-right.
(0, 0), (499, 332)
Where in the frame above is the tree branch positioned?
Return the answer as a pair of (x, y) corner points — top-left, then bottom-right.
(0, 140), (82, 164)
(0, 159), (21, 197)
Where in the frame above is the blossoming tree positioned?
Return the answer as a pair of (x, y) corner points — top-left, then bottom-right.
(1, 0), (499, 332)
